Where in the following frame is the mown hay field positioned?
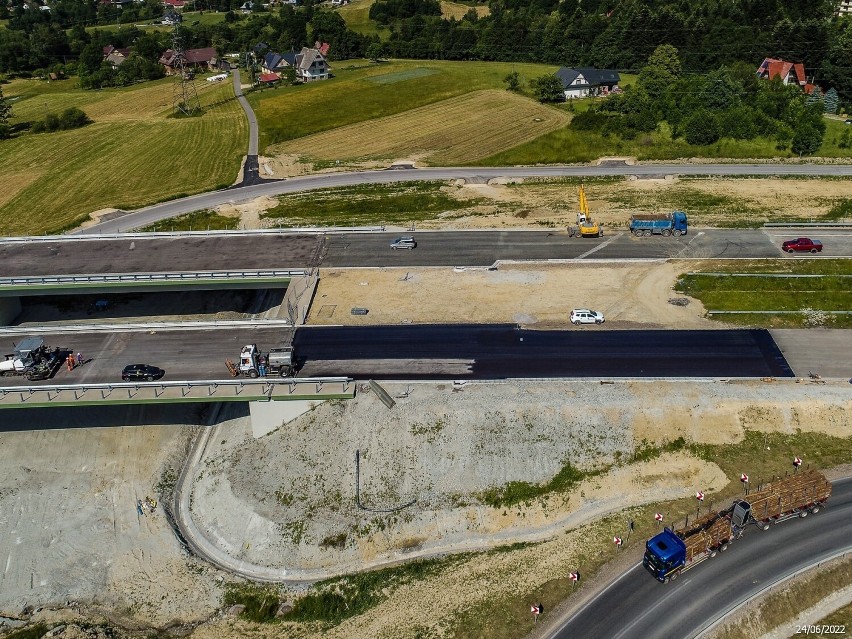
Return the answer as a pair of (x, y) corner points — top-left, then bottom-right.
(0, 78), (245, 235)
(269, 89), (569, 165)
(441, 1), (490, 18)
(249, 59), (559, 151)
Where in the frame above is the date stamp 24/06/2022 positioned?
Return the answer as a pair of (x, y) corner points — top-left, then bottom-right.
(796, 625), (847, 635)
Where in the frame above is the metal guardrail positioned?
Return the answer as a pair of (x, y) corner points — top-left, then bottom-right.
(708, 310), (852, 314)
(0, 377), (354, 406)
(0, 319), (295, 335)
(763, 222), (852, 228)
(0, 227), (388, 244)
(689, 273), (852, 278)
(0, 269), (306, 287)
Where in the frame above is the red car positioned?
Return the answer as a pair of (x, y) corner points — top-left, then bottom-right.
(782, 238), (823, 254)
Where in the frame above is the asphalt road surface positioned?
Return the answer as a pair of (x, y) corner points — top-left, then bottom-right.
(74, 164), (852, 235)
(5, 228), (851, 277)
(0, 326), (792, 387)
(0, 235), (323, 278)
(551, 477), (852, 639)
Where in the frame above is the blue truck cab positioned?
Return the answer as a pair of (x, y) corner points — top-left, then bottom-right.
(671, 211), (688, 233)
(643, 528), (686, 582)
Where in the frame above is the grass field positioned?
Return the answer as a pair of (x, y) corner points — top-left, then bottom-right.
(84, 10), (226, 34)
(336, 0), (387, 38)
(676, 260), (852, 328)
(248, 59), (559, 152)
(272, 88), (569, 164)
(0, 76), (246, 235)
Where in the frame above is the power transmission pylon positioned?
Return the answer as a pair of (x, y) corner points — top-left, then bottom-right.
(171, 22), (201, 116)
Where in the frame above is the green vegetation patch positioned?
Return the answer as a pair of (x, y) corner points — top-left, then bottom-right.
(366, 67), (439, 84)
(677, 259), (852, 327)
(222, 582), (282, 623)
(140, 209), (240, 232)
(263, 181), (483, 226)
(479, 461), (591, 508)
(825, 198), (852, 221)
(287, 556), (462, 626)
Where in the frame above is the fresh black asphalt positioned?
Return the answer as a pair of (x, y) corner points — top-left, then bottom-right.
(293, 325), (793, 379)
(551, 478), (852, 639)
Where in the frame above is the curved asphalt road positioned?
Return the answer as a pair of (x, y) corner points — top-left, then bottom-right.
(78, 163), (852, 235)
(551, 477), (852, 639)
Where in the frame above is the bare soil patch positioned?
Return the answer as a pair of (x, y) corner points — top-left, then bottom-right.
(308, 261), (711, 328)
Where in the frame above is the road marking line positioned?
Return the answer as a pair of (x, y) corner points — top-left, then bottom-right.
(577, 233), (623, 259)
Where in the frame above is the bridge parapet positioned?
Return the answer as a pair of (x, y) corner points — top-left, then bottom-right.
(0, 377), (354, 408)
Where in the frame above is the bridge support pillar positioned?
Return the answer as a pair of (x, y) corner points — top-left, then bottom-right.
(249, 399), (320, 438)
(0, 297), (21, 326)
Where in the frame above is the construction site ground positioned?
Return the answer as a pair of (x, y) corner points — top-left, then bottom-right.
(1, 236), (851, 637)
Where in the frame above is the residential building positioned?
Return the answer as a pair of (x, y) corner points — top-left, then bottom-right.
(556, 67), (621, 99)
(756, 58), (816, 93)
(262, 51), (297, 75)
(159, 47), (218, 74)
(837, 0), (852, 14)
(103, 45), (131, 68)
(295, 44), (329, 82)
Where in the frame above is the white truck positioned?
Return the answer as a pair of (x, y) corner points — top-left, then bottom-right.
(231, 344), (295, 378)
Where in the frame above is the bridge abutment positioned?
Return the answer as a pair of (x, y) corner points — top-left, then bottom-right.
(0, 297), (21, 326)
(249, 399), (320, 437)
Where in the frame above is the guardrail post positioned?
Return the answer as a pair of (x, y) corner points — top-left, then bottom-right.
(182, 385), (191, 397)
(343, 380), (350, 393)
(155, 385), (164, 398)
(316, 380), (323, 393)
(235, 383), (243, 395)
(289, 381), (296, 394)
(20, 392), (25, 402)
(209, 383), (218, 396)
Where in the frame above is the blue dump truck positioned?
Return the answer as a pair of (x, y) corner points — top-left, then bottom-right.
(630, 211), (688, 237)
(643, 469), (831, 583)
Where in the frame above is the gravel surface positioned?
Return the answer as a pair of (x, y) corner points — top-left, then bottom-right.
(188, 379), (851, 578)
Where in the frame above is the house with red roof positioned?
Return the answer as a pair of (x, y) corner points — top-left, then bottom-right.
(756, 58), (816, 94)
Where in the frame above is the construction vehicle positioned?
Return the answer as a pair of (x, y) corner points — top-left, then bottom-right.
(643, 469), (831, 583)
(568, 185), (603, 238)
(226, 344), (295, 378)
(0, 337), (64, 381)
(630, 211), (688, 237)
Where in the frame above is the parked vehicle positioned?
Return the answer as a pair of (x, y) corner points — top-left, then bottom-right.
(0, 337), (64, 381)
(230, 344), (295, 378)
(390, 236), (417, 250)
(121, 364), (164, 381)
(630, 211), (688, 237)
(643, 469), (831, 583)
(782, 238), (823, 253)
(570, 309), (605, 325)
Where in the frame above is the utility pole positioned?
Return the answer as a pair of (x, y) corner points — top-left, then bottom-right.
(171, 22), (201, 116)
